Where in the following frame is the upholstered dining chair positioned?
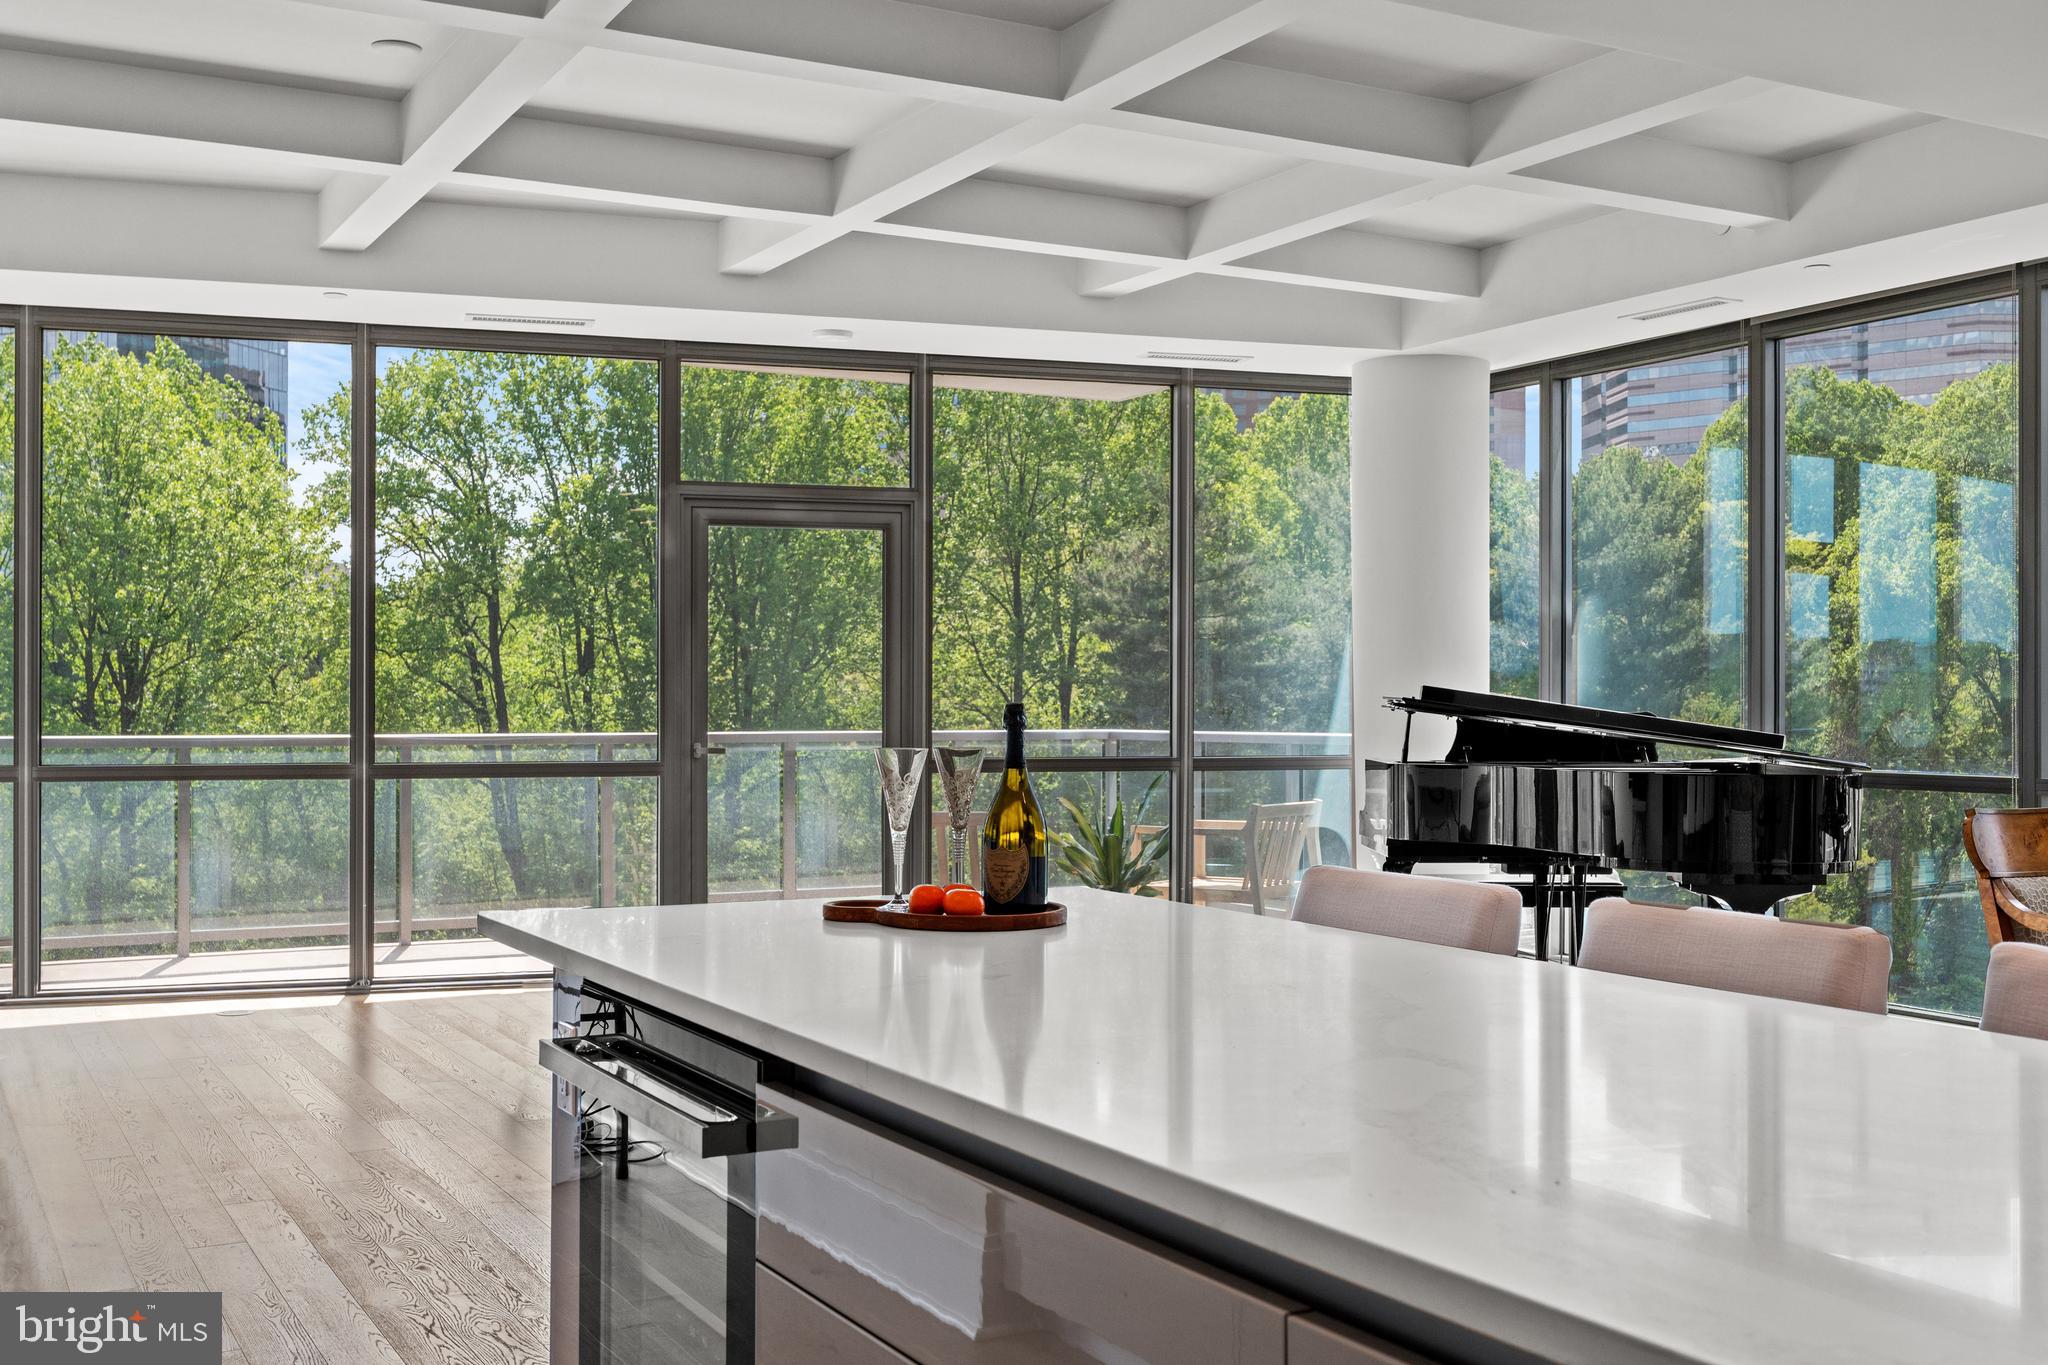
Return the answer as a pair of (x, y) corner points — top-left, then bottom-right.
(1577, 898), (1891, 1013)
(1981, 941), (2048, 1040)
(1962, 807), (2048, 946)
(1290, 866), (1523, 955)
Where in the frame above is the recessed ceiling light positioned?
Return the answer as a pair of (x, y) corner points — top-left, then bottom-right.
(371, 37), (423, 53)
(1804, 262), (1833, 270)
(322, 290), (349, 300)
(812, 327), (854, 341)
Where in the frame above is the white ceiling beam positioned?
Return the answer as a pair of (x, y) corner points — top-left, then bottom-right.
(0, 46), (397, 166)
(457, 117), (831, 218)
(1376, 0), (2048, 140)
(276, 0), (543, 38)
(457, 128), (1482, 301)
(717, 105), (1062, 275)
(318, 0), (631, 251)
(1112, 59), (1469, 172)
(875, 179), (1479, 299)
(712, 0), (1308, 277)
(1469, 51), (1776, 170)
(883, 180), (1188, 262)
(1080, 163), (1434, 298)
(284, 0), (1799, 237)
(0, 168), (1406, 356)
(0, 38), (1760, 297)
(1505, 134), (1789, 227)
(601, 0), (1060, 103)
(1223, 230), (1481, 301)
(1402, 117), (2048, 356)
(1059, 0), (1307, 108)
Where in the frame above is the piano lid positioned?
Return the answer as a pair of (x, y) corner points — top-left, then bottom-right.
(1386, 685), (1867, 772)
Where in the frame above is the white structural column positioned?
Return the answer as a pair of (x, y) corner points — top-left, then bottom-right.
(1349, 354), (1492, 775)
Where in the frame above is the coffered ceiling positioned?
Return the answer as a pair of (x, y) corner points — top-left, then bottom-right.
(2, 0), (2045, 371)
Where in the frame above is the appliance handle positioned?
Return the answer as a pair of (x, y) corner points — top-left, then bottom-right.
(541, 1034), (798, 1159)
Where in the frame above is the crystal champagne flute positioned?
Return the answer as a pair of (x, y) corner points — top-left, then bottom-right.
(932, 746), (986, 887)
(876, 747), (929, 908)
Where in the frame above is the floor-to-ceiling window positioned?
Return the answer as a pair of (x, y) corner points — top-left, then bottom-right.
(0, 312), (1353, 1000)
(1776, 295), (2019, 1014)
(0, 322), (12, 990)
(1566, 346), (1749, 724)
(371, 342), (660, 979)
(38, 328), (352, 991)
(1193, 384), (1353, 904)
(1496, 281), (2034, 1015)
(930, 372), (1175, 888)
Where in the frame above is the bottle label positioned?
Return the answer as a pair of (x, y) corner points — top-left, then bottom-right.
(985, 845), (1030, 903)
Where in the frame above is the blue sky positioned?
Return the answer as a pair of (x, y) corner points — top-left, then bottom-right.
(287, 342), (352, 457)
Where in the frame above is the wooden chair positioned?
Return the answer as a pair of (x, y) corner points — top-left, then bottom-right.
(1962, 807), (2048, 946)
(1194, 799), (1322, 916)
(1291, 866), (1523, 955)
(1578, 897), (1891, 1013)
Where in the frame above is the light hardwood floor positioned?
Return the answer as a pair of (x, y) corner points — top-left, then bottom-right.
(0, 987), (554, 1365)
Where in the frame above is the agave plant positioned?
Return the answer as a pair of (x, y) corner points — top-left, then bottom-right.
(1054, 776), (1171, 897)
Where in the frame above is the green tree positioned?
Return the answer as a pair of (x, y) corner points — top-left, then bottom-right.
(679, 364), (908, 485)
(1568, 433), (1744, 726)
(931, 385), (1169, 732)
(1185, 391), (1350, 736)
(41, 336), (345, 740)
(1488, 454), (1539, 697)
(36, 335), (347, 938)
(312, 348), (659, 903)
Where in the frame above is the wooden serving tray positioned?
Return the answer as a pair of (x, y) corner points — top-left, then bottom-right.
(822, 897), (1067, 931)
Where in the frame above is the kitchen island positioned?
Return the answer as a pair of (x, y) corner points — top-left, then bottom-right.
(482, 888), (2047, 1365)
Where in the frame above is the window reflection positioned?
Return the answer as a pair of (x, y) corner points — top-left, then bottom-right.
(1567, 348), (1749, 723)
(1488, 384), (1540, 697)
(1780, 297), (2017, 772)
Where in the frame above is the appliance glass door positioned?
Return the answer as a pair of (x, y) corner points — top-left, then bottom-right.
(548, 1012), (785, 1365)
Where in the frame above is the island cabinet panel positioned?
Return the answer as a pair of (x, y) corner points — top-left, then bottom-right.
(760, 1263), (917, 1364)
(758, 1086), (1296, 1364)
(1287, 1314), (1440, 1365)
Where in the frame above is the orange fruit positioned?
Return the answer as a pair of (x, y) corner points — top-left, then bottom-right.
(942, 887), (985, 915)
(906, 884), (946, 914)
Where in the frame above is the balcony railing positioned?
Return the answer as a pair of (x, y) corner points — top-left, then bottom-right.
(17, 727), (1348, 963)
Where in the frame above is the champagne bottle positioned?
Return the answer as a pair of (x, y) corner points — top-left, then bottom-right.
(982, 702), (1048, 912)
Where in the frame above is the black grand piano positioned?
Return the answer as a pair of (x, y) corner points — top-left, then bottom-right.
(1373, 686), (1864, 959)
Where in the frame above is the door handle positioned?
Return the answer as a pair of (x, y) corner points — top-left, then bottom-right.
(691, 742), (726, 760)
(540, 1034), (797, 1158)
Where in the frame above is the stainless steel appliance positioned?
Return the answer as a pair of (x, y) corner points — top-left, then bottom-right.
(541, 976), (798, 1365)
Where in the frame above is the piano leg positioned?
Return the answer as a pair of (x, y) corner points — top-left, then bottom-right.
(1568, 863), (1587, 966)
(1530, 863), (1552, 963)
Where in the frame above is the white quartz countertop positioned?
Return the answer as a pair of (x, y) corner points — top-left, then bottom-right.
(481, 890), (2047, 1365)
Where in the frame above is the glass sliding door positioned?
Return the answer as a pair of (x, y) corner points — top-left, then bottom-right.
(682, 502), (908, 904)
(38, 327), (352, 991)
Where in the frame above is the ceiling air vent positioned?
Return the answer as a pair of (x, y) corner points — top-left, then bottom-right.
(1144, 350), (1251, 364)
(1621, 296), (1739, 323)
(464, 312), (595, 329)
